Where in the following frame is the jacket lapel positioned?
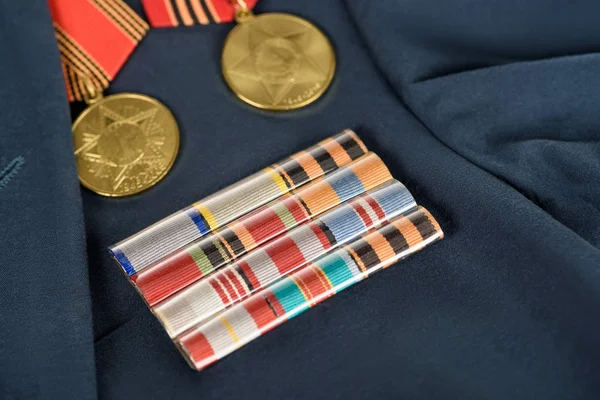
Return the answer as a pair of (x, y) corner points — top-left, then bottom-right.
(0, 2), (97, 398)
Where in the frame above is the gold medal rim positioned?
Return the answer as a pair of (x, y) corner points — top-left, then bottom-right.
(72, 93), (180, 197)
(221, 12), (337, 111)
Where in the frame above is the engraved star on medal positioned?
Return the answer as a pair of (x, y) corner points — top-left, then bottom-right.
(73, 93), (179, 197)
(222, 12), (336, 110)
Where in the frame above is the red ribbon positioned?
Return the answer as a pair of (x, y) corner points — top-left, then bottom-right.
(48, 0), (149, 102)
(142, 0), (258, 27)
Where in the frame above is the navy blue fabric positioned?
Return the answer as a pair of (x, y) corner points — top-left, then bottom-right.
(0, 2), (97, 399)
(346, 0), (600, 247)
(1, 0), (599, 399)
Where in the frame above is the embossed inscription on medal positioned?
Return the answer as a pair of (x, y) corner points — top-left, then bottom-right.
(222, 13), (336, 111)
(283, 82), (323, 106)
(72, 94), (179, 197)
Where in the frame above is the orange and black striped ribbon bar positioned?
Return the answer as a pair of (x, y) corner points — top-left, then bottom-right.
(142, 0), (258, 27)
(48, 0), (149, 102)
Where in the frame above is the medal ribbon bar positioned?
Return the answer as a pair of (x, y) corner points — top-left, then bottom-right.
(177, 207), (444, 370)
(133, 153), (392, 306)
(108, 130), (444, 370)
(154, 180), (416, 338)
(110, 130), (368, 276)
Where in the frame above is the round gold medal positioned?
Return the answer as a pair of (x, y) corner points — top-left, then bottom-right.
(72, 93), (179, 197)
(221, 12), (336, 111)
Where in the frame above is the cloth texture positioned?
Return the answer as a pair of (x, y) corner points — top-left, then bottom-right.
(0, 0), (599, 399)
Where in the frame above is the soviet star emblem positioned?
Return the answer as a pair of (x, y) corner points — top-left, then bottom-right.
(222, 13), (336, 110)
(72, 93), (179, 196)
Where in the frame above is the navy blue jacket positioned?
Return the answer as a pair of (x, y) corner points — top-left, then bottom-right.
(1, 0), (599, 398)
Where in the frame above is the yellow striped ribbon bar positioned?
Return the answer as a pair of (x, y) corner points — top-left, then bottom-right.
(110, 130), (368, 276)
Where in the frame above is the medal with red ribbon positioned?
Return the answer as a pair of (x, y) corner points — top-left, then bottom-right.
(48, 0), (180, 198)
(142, 0), (337, 111)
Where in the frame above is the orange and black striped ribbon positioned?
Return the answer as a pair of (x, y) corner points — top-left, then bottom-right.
(142, 0), (258, 27)
(48, 0), (149, 102)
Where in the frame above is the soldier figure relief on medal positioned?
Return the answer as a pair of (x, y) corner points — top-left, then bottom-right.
(73, 90), (179, 197)
(222, 3), (336, 110)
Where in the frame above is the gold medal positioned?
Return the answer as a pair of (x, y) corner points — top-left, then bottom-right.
(72, 85), (179, 197)
(221, 4), (336, 111)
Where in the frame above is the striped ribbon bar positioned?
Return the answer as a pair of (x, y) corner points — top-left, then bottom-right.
(142, 0), (258, 27)
(154, 180), (416, 338)
(177, 206), (443, 370)
(48, 0), (149, 102)
(133, 153), (392, 306)
(110, 130), (368, 277)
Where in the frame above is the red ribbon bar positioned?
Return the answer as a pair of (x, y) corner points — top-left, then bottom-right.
(48, 0), (149, 102)
(142, 0), (258, 27)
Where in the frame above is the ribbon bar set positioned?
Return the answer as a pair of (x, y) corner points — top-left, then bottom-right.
(110, 130), (444, 370)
